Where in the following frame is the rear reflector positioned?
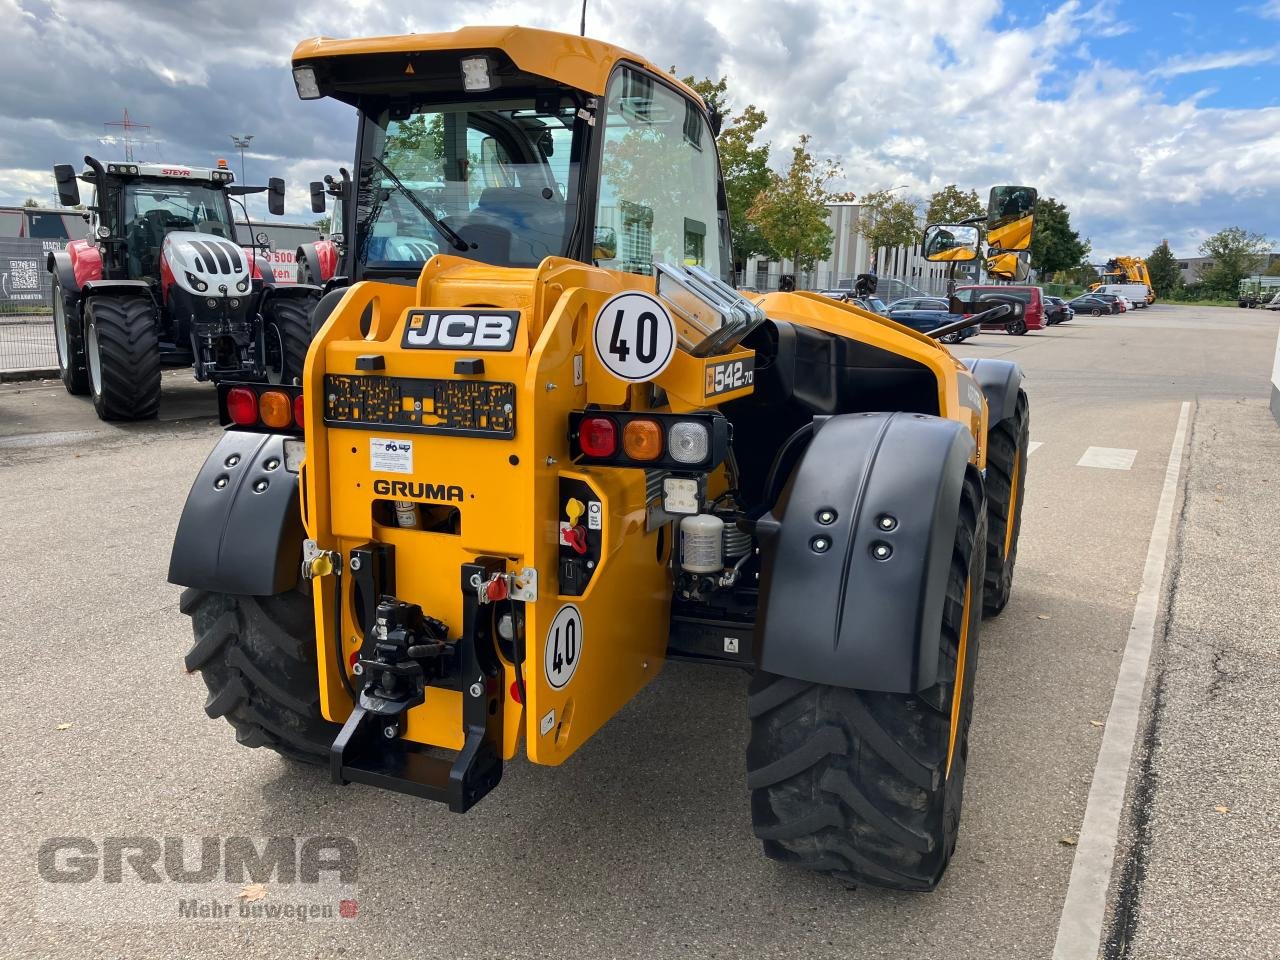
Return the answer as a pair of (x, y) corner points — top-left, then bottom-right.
(226, 387), (257, 426)
(293, 394), (306, 429)
(259, 390), (292, 429)
(579, 415), (617, 457)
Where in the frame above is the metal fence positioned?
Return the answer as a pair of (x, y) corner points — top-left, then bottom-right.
(0, 238), (57, 376)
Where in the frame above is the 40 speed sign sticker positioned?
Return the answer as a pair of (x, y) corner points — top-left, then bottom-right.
(544, 604), (583, 690)
(593, 290), (676, 382)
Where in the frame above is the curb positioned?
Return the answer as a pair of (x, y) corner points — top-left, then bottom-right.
(0, 368), (58, 383)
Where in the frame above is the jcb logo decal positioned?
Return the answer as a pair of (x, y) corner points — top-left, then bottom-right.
(372, 478), (464, 502)
(402, 310), (519, 352)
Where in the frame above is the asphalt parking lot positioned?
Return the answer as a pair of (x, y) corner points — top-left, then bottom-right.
(1, 303), (1277, 959)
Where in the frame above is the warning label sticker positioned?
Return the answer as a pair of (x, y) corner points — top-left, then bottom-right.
(370, 437), (413, 474)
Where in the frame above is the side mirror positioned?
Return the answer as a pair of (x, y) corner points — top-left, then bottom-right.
(922, 223), (980, 262)
(986, 185), (1037, 251)
(54, 164), (80, 207)
(267, 177), (286, 216)
(310, 181), (326, 214)
(592, 226), (617, 261)
(986, 250), (1032, 282)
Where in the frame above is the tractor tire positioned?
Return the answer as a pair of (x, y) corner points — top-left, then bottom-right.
(263, 295), (317, 385)
(747, 470), (986, 891)
(85, 294), (161, 421)
(982, 388), (1029, 617)
(52, 277), (90, 395)
(180, 587), (337, 764)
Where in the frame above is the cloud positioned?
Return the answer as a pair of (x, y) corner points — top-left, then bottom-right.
(1, 0), (1277, 260)
(1150, 47), (1279, 78)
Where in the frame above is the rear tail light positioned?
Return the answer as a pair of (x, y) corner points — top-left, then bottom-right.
(226, 387), (257, 426)
(579, 415), (617, 457)
(622, 419), (662, 460)
(259, 390), (292, 429)
(218, 383), (304, 434)
(569, 411), (730, 471)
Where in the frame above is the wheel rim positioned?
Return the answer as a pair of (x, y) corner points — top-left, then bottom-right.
(1003, 447), (1021, 559)
(86, 315), (103, 396)
(946, 577), (973, 779)
(264, 322), (285, 385)
(53, 288), (70, 370)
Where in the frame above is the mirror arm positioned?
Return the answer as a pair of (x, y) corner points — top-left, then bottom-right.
(925, 303), (1010, 340)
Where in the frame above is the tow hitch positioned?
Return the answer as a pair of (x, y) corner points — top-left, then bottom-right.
(330, 558), (507, 812)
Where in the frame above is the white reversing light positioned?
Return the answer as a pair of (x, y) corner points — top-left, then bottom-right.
(293, 66), (321, 100)
(668, 422), (709, 464)
(460, 56), (493, 92)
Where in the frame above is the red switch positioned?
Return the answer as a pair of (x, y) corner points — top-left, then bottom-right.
(563, 526), (588, 555)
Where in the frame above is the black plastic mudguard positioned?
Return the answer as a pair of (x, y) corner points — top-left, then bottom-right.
(167, 431), (303, 596)
(46, 249), (78, 293)
(754, 412), (975, 693)
(961, 358), (1023, 423)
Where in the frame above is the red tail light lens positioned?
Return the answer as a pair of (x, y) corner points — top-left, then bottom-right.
(226, 387), (257, 426)
(293, 394), (305, 429)
(579, 415), (617, 457)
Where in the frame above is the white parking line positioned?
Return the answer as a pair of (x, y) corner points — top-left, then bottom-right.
(1052, 400), (1191, 960)
(1078, 446), (1137, 470)
(1028, 441), (1043, 455)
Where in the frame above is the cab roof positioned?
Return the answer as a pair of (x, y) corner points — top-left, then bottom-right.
(80, 161), (235, 184)
(291, 25), (703, 103)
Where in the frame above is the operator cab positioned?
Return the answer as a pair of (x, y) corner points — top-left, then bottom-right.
(293, 41), (732, 285)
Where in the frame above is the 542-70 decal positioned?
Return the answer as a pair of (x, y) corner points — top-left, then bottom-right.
(704, 356), (755, 398)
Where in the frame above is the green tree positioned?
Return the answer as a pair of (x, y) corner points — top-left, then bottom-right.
(926, 185), (983, 225)
(747, 135), (841, 271)
(1266, 255), (1280, 277)
(859, 189), (921, 261)
(1146, 241), (1182, 297)
(22, 197), (39, 207)
(1198, 227), (1271, 293)
(1029, 196), (1089, 275)
(678, 73), (776, 269)
(313, 216), (332, 234)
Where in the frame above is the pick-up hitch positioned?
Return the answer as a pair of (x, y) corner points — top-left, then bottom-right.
(330, 558), (507, 813)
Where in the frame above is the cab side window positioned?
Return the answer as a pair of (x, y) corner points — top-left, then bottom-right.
(595, 67), (726, 280)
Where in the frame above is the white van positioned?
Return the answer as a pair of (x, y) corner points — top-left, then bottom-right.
(1094, 283), (1150, 307)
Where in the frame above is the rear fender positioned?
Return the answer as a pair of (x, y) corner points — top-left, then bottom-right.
(167, 430), (304, 596)
(82, 279), (157, 310)
(755, 412), (976, 693)
(960, 358), (1023, 423)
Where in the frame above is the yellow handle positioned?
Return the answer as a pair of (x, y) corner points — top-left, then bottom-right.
(565, 497), (585, 527)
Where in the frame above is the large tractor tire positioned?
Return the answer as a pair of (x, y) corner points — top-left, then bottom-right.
(263, 295), (317, 385)
(85, 294), (161, 421)
(747, 470), (986, 891)
(52, 277), (90, 395)
(180, 587), (336, 764)
(982, 389), (1030, 617)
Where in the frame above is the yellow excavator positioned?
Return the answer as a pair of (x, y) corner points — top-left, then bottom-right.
(1091, 257), (1154, 304)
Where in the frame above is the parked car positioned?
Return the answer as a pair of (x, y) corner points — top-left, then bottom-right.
(886, 296), (979, 343)
(953, 284), (1046, 334)
(1044, 295), (1074, 324)
(820, 289), (889, 315)
(1067, 294), (1117, 317)
(1088, 292), (1126, 313)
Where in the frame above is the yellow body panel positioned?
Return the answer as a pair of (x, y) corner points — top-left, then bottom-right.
(300, 265), (988, 767)
(292, 27), (702, 102)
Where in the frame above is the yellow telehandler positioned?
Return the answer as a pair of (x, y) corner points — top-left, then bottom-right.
(169, 26), (1032, 891)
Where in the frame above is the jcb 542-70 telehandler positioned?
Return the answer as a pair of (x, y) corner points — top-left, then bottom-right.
(169, 26), (1031, 891)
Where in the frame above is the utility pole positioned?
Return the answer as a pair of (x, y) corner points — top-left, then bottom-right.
(230, 133), (254, 214)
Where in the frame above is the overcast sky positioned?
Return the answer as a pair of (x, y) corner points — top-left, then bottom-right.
(2, 0), (1277, 260)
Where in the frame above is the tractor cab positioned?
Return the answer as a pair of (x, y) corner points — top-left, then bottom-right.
(47, 157), (319, 419)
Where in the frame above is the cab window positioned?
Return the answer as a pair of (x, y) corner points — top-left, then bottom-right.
(595, 67), (726, 280)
